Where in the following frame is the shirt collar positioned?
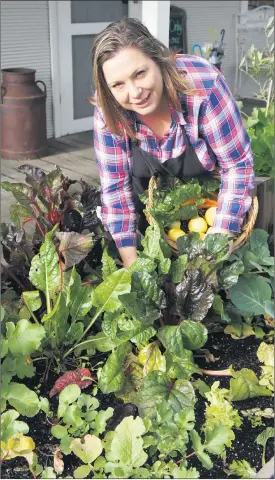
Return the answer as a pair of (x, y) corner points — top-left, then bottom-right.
(132, 103), (186, 134)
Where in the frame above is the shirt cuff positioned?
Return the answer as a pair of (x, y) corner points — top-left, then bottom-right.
(113, 233), (137, 249)
(213, 213), (243, 233)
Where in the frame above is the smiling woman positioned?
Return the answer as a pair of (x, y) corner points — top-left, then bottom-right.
(91, 18), (255, 269)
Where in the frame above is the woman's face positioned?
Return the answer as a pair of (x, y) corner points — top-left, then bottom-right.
(102, 47), (164, 115)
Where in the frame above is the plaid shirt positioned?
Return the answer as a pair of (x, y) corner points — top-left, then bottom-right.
(94, 55), (255, 249)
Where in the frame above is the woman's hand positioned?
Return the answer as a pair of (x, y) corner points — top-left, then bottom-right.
(205, 226), (234, 255)
(118, 246), (138, 269)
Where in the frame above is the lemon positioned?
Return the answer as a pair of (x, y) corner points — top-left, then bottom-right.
(199, 233), (206, 240)
(188, 217), (208, 234)
(169, 221), (181, 229)
(205, 207), (217, 227)
(167, 228), (186, 242)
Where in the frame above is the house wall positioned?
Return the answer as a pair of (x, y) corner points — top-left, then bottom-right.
(170, 1), (241, 93)
(129, 0), (241, 93)
(237, 5), (274, 99)
(1, 0), (54, 138)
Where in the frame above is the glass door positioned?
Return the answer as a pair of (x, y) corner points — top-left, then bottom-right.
(57, 0), (127, 135)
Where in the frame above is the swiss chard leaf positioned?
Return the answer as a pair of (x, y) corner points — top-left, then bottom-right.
(29, 226), (61, 303)
(56, 231), (94, 270)
(93, 269), (131, 312)
(158, 321), (208, 354)
(99, 342), (132, 394)
(218, 260), (244, 290)
(101, 248), (118, 280)
(175, 269), (214, 321)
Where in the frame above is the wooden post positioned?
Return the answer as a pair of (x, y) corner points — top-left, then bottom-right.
(141, 1), (170, 47)
(254, 177), (274, 233)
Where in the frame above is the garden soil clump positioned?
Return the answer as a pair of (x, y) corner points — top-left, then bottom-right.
(1, 333), (273, 479)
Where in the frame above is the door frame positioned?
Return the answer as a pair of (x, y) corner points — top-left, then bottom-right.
(49, 0), (110, 137)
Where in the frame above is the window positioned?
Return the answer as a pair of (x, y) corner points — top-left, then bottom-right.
(249, 0), (274, 9)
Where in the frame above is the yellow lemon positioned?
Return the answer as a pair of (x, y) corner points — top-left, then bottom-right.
(167, 228), (186, 242)
(188, 217), (208, 234)
(205, 207), (217, 227)
(199, 232), (206, 240)
(169, 221), (181, 229)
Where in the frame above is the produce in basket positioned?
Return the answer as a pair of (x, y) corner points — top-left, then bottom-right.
(143, 176), (258, 252)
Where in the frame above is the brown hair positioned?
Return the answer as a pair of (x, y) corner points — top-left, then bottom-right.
(91, 18), (190, 138)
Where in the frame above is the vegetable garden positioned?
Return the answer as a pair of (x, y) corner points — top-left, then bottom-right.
(1, 16), (274, 480)
(1, 161), (274, 479)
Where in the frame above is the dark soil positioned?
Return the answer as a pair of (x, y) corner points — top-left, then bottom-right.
(1, 333), (274, 479)
(190, 333), (274, 479)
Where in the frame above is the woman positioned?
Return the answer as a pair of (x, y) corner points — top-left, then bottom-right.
(92, 18), (254, 269)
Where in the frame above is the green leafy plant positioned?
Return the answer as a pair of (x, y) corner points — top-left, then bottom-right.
(256, 426), (275, 466)
(224, 459), (256, 478)
(257, 342), (274, 392)
(238, 16), (274, 177)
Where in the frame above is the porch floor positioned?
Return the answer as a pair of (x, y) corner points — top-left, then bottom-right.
(1, 131), (99, 222)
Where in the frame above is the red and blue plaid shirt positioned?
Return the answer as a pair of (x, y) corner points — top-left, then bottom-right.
(94, 55), (255, 248)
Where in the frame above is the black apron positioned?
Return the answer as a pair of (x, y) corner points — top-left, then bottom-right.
(131, 126), (213, 233)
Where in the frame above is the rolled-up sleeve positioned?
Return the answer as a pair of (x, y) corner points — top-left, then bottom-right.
(199, 74), (255, 233)
(93, 106), (137, 248)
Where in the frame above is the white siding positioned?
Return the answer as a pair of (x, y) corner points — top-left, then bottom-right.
(1, 0), (54, 138)
(171, 1), (241, 93)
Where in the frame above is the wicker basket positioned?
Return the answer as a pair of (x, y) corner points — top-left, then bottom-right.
(145, 176), (259, 253)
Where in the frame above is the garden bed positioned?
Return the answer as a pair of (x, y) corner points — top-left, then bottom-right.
(1, 166), (274, 479)
(1, 333), (274, 479)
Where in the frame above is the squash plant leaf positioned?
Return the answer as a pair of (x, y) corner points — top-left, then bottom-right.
(229, 276), (272, 315)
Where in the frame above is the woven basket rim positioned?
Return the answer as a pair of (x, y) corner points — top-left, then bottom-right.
(145, 176), (259, 253)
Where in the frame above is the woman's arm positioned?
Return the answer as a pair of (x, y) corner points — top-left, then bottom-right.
(94, 106), (137, 266)
(198, 73), (255, 234)
(118, 246), (138, 268)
